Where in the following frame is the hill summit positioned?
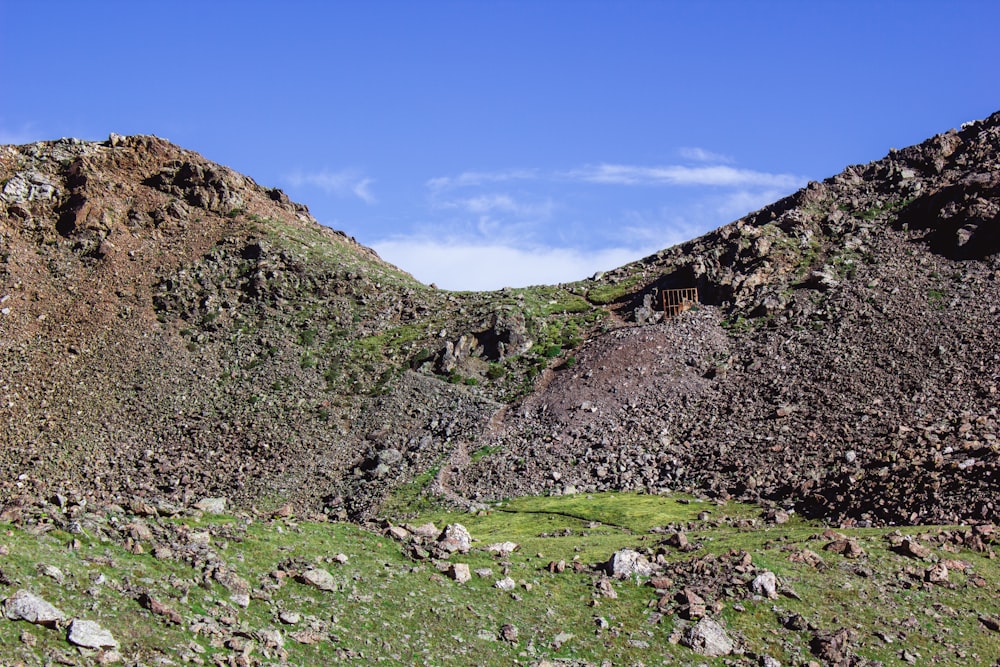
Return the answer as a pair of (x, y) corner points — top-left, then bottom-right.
(1, 114), (998, 526)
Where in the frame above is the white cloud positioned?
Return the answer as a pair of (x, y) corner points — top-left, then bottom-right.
(714, 188), (790, 218)
(427, 162), (804, 192)
(565, 164), (804, 189)
(426, 168), (538, 191)
(352, 178), (376, 204)
(372, 237), (646, 291)
(618, 213), (712, 251)
(437, 193), (556, 219)
(678, 147), (734, 163)
(285, 169), (376, 204)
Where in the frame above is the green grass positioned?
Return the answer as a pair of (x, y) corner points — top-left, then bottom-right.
(1, 493), (998, 666)
(585, 278), (641, 305)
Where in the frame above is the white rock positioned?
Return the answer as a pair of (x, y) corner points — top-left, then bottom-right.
(681, 617), (735, 657)
(299, 568), (338, 592)
(194, 497), (227, 514)
(68, 618), (119, 649)
(486, 541), (519, 557)
(448, 563), (472, 584)
(750, 570), (779, 599)
(604, 548), (654, 578)
(3, 590), (65, 626)
(438, 523), (472, 553)
(494, 577), (516, 591)
(278, 610), (301, 625)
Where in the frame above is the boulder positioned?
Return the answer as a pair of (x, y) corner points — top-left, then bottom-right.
(604, 548), (654, 578)
(438, 523), (472, 553)
(299, 568), (338, 592)
(67, 619), (118, 649)
(3, 590), (65, 626)
(194, 497), (227, 514)
(681, 617), (735, 657)
(448, 563), (471, 584)
(750, 570), (779, 599)
(486, 541), (519, 557)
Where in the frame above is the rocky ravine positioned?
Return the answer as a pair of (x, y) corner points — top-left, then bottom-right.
(2, 112), (1000, 526)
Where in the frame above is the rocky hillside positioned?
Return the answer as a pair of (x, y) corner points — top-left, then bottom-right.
(0, 134), (608, 518)
(459, 112), (1000, 526)
(2, 113), (999, 526)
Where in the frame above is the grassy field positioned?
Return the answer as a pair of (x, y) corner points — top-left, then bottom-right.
(1, 492), (997, 665)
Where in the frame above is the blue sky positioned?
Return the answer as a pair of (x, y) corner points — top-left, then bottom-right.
(2, 1), (998, 290)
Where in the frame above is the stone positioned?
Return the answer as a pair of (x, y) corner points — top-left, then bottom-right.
(279, 610), (301, 625)
(788, 549), (825, 568)
(438, 523), (472, 553)
(448, 563), (471, 584)
(3, 590), (65, 626)
(214, 568), (251, 608)
(194, 497), (227, 514)
(824, 538), (865, 559)
(604, 548), (654, 578)
(666, 531), (690, 550)
(750, 570), (779, 599)
(500, 623), (518, 642)
(486, 541), (519, 557)
(386, 525), (410, 541)
(410, 522), (440, 539)
(594, 575), (618, 599)
(681, 617), (735, 657)
(925, 563), (949, 583)
(897, 537), (932, 560)
(675, 588), (707, 619)
(299, 568), (338, 592)
(810, 628), (856, 666)
(67, 619), (118, 649)
(494, 577), (516, 591)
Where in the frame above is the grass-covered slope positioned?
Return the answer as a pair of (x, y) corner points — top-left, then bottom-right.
(0, 493), (997, 666)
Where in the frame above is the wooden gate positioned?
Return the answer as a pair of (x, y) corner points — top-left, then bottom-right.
(661, 287), (699, 318)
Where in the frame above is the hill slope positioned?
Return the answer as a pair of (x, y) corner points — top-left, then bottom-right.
(458, 113), (1000, 526)
(2, 113), (998, 525)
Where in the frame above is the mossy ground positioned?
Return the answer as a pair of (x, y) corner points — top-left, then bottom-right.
(1, 492), (997, 665)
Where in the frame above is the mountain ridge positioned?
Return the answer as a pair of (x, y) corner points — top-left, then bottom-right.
(2, 113), (998, 525)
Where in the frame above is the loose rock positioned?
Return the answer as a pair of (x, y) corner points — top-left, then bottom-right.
(3, 590), (65, 626)
(67, 618), (119, 649)
(681, 617), (735, 657)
